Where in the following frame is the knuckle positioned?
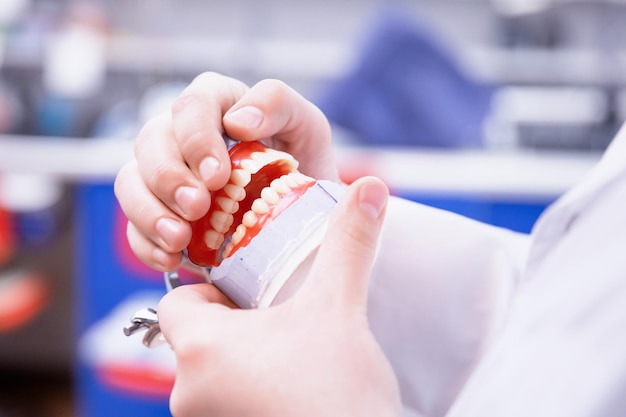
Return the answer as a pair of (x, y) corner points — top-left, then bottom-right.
(330, 207), (379, 254)
(177, 130), (208, 164)
(125, 202), (157, 242)
(255, 78), (290, 99)
(193, 71), (248, 95)
(125, 223), (153, 264)
(171, 91), (205, 117)
(146, 160), (176, 192)
(133, 132), (147, 157)
(134, 116), (161, 152)
(113, 162), (134, 199)
(192, 70), (222, 84)
(344, 222), (378, 253)
(173, 73), (223, 116)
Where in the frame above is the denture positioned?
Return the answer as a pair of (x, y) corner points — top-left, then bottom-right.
(187, 141), (316, 267)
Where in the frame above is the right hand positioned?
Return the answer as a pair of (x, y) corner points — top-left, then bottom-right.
(158, 177), (401, 417)
(114, 72), (340, 272)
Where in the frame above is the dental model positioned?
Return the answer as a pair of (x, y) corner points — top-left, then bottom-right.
(187, 140), (316, 267)
(125, 140), (343, 347)
(185, 140), (343, 308)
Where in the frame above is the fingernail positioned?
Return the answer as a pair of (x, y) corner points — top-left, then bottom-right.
(156, 217), (182, 248)
(174, 186), (198, 216)
(358, 181), (388, 219)
(224, 106), (264, 128)
(199, 156), (221, 184)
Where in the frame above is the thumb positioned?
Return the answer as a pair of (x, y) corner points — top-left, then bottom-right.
(157, 283), (236, 348)
(299, 176), (388, 309)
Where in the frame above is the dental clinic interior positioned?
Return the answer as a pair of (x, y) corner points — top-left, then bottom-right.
(0, 0), (624, 415)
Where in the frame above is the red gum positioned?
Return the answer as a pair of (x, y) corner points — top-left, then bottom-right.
(187, 142), (312, 267)
(227, 182), (313, 256)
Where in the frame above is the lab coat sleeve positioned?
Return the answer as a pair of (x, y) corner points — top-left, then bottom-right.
(367, 196), (531, 417)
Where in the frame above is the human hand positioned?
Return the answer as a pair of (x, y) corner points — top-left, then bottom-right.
(158, 177), (401, 417)
(114, 72), (339, 272)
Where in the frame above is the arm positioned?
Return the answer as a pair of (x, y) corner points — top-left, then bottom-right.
(370, 196), (530, 416)
(114, 72), (530, 416)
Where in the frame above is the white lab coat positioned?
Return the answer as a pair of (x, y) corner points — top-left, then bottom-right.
(369, 125), (626, 417)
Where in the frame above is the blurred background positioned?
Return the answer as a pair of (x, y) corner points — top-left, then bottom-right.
(0, 0), (623, 416)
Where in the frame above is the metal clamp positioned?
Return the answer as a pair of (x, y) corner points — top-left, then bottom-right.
(123, 307), (166, 348)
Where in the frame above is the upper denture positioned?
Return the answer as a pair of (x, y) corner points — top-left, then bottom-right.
(187, 141), (315, 267)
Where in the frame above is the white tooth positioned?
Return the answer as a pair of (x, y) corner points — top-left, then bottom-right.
(203, 230), (224, 250)
(289, 172), (313, 185)
(264, 148), (295, 162)
(282, 158), (299, 171)
(261, 187), (280, 205)
(251, 198), (269, 214)
(242, 211), (257, 228)
(251, 151), (274, 165)
(287, 172), (304, 185)
(215, 196), (239, 214)
(224, 184), (245, 201)
(241, 159), (262, 174)
(267, 149), (298, 170)
(210, 211), (233, 233)
(299, 173), (315, 183)
(222, 242), (234, 259)
(231, 224), (247, 245)
(283, 174), (298, 188)
(271, 177), (290, 194)
(231, 169), (251, 187)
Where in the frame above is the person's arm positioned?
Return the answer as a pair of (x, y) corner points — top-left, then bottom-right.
(114, 72), (530, 416)
(370, 196), (530, 417)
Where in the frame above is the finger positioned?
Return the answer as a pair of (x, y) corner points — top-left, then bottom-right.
(115, 160), (192, 252)
(133, 113), (211, 221)
(158, 283), (237, 348)
(172, 72), (249, 190)
(298, 177), (389, 309)
(222, 79), (338, 181)
(125, 222), (183, 272)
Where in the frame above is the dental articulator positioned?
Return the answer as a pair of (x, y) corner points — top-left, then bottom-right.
(124, 138), (344, 347)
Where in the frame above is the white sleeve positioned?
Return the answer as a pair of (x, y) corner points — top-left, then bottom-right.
(368, 196), (531, 417)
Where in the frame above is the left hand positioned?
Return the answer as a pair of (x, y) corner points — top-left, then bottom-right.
(158, 177), (401, 417)
(114, 72), (339, 272)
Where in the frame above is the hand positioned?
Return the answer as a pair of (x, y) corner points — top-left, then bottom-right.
(114, 72), (340, 272)
(158, 177), (402, 417)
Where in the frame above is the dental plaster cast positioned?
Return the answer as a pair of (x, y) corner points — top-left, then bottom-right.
(184, 140), (343, 308)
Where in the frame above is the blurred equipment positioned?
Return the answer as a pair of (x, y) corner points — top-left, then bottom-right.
(0, 0), (29, 27)
(487, 86), (613, 150)
(42, 2), (107, 99)
(317, 9), (495, 148)
(78, 291), (173, 416)
(0, 205), (13, 266)
(1, 172), (64, 247)
(491, 0), (552, 17)
(0, 268), (50, 333)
